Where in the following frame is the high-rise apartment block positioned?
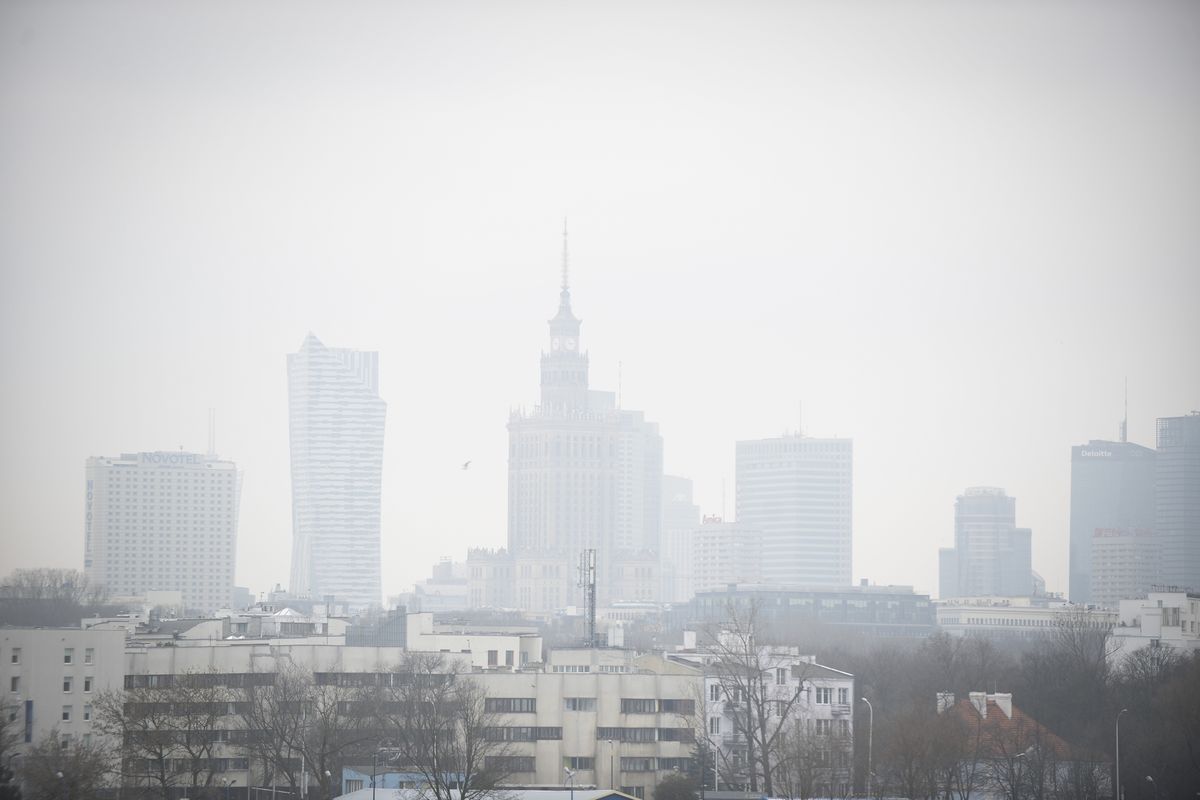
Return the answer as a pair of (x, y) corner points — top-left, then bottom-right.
(288, 333), (387, 609)
(735, 434), (852, 587)
(1068, 439), (1156, 608)
(939, 487), (1033, 599)
(692, 517), (763, 593)
(1156, 413), (1200, 591)
(84, 451), (240, 613)
(505, 233), (663, 610)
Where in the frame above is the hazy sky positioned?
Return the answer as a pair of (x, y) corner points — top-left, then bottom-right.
(1, 0), (1197, 602)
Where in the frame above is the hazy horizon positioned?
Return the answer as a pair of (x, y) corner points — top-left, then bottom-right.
(2, 0), (1198, 603)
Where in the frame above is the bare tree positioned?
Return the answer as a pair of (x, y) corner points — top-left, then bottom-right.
(701, 599), (816, 796)
(371, 651), (514, 800)
(241, 660), (373, 800)
(0, 700), (21, 800)
(94, 670), (233, 799)
(15, 729), (114, 800)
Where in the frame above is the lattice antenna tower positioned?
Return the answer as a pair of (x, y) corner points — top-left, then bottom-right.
(577, 549), (597, 647)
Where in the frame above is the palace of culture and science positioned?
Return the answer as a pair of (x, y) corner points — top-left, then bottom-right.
(468, 231), (664, 611)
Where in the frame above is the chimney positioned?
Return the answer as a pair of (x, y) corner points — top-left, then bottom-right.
(936, 692), (955, 714)
(969, 691), (988, 718)
(989, 692), (1012, 718)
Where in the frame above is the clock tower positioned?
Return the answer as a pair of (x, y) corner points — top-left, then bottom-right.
(540, 222), (589, 413)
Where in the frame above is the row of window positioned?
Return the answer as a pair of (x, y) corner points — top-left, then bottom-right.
(9, 676), (94, 693)
(484, 756), (693, 774)
(8, 647), (95, 666)
(596, 727), (694, 743)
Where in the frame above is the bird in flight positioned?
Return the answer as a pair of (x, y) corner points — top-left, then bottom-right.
(462, 461), (472, 470)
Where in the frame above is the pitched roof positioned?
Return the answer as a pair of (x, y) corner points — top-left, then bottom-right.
(947, 699), (1078, 761)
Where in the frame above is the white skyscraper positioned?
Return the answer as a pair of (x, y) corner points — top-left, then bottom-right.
(84, 451), (241, 613)
(736, 434), (853, 587)
(288, 333), (387, 609)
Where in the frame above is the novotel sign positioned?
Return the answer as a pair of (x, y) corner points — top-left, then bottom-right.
(139, 452), (202, 466)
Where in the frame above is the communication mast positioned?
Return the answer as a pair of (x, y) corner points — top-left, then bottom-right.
(578, 549), (597, 647)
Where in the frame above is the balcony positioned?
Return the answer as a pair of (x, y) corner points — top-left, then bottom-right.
(831, 703), (852, 716)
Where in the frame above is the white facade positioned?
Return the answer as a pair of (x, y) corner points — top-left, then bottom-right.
(0, 627), (126, 759)
(736, 435), (852, 588)
(1112, 591), (1200, 656)
(692, 518), (763, 593)
(84, 450), (241, 613)
(936, 597), (1117, 640)
(288, 333), (387, 609)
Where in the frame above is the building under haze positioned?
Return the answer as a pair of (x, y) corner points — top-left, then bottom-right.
(939, 487), (1033, 599)
(1156, 412), (1200, 592)
(735, 434), (853, 588)
(1069, 439), (1156, 608)
(659, 475), (701, 603)
(84, 450), (241, 613)
(505, 232), (663, 610)
(287, 333), (387, 609)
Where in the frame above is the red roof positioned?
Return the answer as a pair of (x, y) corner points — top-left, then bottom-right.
(946, 698), (1080, 761)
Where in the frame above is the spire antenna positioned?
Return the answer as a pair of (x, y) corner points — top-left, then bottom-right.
(1120, 377), (1128, 443)
(561, 217), (569, 292)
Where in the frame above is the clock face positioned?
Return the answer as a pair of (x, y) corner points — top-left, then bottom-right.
(552, 338), (561, 350)
(566, 337), (577, 350)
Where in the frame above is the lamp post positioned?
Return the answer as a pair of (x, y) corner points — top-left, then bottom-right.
(565, 766), (576, 800)
(1145, 775), (1158, 800)
(1115, 708), (1128, 800)
(608, 739), (616, 791)
(860, 698), (873, 800)
(56, 770), (67, 800)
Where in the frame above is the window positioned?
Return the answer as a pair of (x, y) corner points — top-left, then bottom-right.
(564, 697), (596, 712)
(838, 719), (850, 736)
(564, 757), (595, 770)
(485, 698), (536, 713)
(505, 650), (514, 666)
(83, 677), (93, 693)
(621, 698), (658, 714)
(346, 780), (364, 792)
(487, 650), (498, 666)
(84, 648), (94, 665)
(84, 704), (92, 722)
(709, 684), (721, 702)
(776, 667), (787, 685)
(63, 677), (73, 693)
(709, 717), (720, 735)
(816, 687), (832, 704)
(659, 699), (695, 714)
(659, 758), (693, 772)
(10, 648), (19, 665)
(64, 648), (74, 665)
(62, 706), (72, 722)
(657, 728), (694, 742)
(621, 757), (655, 772)
(485, 756), (534, 772)
(59, 735), (71, 750)
(837, 687), (849, 704)
(815, 719), (832, 736)
(9, 677), (17, 693)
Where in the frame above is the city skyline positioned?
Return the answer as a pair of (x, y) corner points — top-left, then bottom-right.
(2, 1), (1198, 602)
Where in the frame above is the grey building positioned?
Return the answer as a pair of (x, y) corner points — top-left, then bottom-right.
(1068, 439), (1156, 607)
(287, 333), (387, 609)
(939, 487), (1033, 598)
(84, 451), (241, 614)
(506, 233), (663, 609)
(659, 475), (701, 603)
(735, 434), (853, 588)
(1157, 413), (1200, 591)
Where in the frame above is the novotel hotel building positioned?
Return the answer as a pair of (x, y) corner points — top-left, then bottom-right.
(84, 451), (241, 614)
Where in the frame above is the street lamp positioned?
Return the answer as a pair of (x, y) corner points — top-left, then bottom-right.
(56, 770), (66, 800)
(565, 766), (576, 800)
(608, 739), (616, 791)
(859, 698), (873, 800)
(1115, 708), (1128, 800)
(1145, 775), (1159, 800)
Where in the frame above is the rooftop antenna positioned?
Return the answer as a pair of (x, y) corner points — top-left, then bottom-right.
(618, 361), (623, 409)
(799, 399), (804, 437)
(1120, 377), (1128, 443)
(207, 408), (216, 457)
(577, 549), (597, 647)
(721, 478), (727, 520)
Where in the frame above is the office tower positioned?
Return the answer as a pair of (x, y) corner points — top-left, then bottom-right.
(288, 333), (387, 609)
(506, 228), (663, 610)
(84, 451), (240, 613)
(692, 517), (763, 593)
(939, 487), (1033, 598)
(1156, 413), (1200, 591)
(1068, 439), (1156, 607)
(735, 434), (852, 587)
(660, 475), (701, 603)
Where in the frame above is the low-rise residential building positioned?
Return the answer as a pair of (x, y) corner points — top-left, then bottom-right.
(936, 596), (1117, 640)
(0, 627), (126, 756)
(1111, 589), (1200, 657)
